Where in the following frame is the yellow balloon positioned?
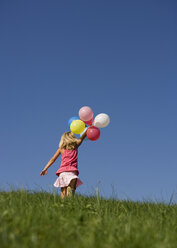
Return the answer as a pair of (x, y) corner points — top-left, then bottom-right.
(70, 120), (85, 134)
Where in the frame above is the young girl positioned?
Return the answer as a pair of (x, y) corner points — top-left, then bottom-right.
(40, 131), (87, 199)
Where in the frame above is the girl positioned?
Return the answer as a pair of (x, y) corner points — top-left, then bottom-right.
(40, 131), (87, 199)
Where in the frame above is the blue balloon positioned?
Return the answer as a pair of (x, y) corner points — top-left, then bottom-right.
(68, 116), (80, 129)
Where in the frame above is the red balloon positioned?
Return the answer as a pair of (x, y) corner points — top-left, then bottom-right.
(84, 117), (93, 126)
(86, 126), (100, 141)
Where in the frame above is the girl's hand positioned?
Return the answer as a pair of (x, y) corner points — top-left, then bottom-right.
(40, 169), (47, 176)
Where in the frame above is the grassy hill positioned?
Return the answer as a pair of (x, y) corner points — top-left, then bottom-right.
(0, 190), (176, 248)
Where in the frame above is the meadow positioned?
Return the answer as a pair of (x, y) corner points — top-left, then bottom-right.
(0, 189), (177, 248)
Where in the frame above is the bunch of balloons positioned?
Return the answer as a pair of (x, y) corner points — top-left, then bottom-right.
(68, 106), (110, 141)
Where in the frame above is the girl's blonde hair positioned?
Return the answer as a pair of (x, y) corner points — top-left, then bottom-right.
(59, 132), (78, 150)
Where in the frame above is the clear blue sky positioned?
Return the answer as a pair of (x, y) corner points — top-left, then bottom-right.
(0, 0), (177, 203)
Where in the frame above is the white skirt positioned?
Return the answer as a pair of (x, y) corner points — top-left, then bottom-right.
(53, 171), (83, 188)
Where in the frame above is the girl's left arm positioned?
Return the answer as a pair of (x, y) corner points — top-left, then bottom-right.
(40, 148), (61, 176)
(77, 130), (87, 147)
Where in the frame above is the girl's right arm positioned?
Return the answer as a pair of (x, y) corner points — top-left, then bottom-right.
(40, 148), (61, 176)
(77, 130), (87, 147)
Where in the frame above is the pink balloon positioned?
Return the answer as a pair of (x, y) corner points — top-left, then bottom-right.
(84, 117), (93, 126)
(79, 106), (93, 122)
(86, 126), (100, 141)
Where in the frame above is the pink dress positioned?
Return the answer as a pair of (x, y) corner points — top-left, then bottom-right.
(53, 148), (83, 189)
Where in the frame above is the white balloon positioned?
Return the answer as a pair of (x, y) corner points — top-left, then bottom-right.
(93, 113), (110, 128)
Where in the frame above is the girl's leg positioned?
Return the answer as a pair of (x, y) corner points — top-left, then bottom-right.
(69, 178), (77, 189)
(67, 178), (77, 197)
(61, 187), (67, 199)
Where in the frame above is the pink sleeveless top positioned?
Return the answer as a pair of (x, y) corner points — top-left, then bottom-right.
(56, 148), (79, 177)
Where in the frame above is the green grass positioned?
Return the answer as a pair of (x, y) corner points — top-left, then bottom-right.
(0, 189), (177, 248)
